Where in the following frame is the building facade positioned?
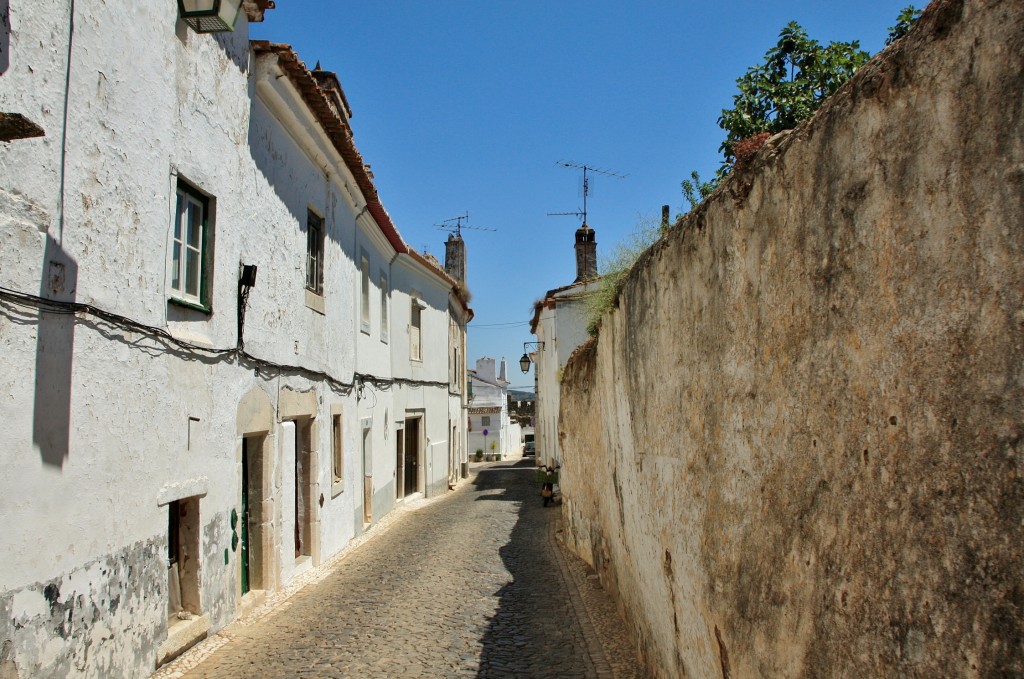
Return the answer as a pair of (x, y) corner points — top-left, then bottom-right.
(529, 224), (601, 468)
(0, 4), (469, 677)
(467, 358), (520, 460)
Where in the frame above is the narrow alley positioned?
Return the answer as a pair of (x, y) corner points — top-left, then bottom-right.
(155, 459), (644, 679)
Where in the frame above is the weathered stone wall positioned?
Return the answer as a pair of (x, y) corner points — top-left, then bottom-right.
(558, 1), (1024, 677)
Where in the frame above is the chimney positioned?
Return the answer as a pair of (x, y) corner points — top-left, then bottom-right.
(476, 357), (496, 382)
(444, 233), (465, 282)
(310, 63), (353, 121)
(574, 223), (598, 282)
(499, 358), (507, 382)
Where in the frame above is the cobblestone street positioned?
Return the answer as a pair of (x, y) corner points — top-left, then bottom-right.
(154, 459), (645, 679)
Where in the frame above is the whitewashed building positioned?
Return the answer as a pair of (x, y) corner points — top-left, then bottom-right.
(0, 3), (469, 677)
(467, 358), (521, 460)
(529, 224), (601, 468)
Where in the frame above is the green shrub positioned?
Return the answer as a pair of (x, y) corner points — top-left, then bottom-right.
(584, 216), (661, 336)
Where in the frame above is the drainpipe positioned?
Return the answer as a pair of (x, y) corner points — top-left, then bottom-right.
(352, 203), (368, 407)
(57, 0), (76, 246)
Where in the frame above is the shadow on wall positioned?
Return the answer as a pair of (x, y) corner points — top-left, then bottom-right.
(34, 236), (77, 468)
(173, 11), (250, 75)
(1, 0), (9, 75)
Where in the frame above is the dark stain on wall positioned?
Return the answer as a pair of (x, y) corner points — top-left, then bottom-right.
(0, 536), (166, 678)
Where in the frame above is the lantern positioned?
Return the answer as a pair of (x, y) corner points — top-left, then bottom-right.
(177, 0), (244, 33)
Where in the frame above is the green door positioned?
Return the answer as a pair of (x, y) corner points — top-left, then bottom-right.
(240, 442), (250, 595)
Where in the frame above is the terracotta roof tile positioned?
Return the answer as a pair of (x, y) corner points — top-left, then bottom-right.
(252, 41), (408, 255)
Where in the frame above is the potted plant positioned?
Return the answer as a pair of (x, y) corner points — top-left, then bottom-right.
(489, 440), (498, 461)
(475, 449), (484, 461)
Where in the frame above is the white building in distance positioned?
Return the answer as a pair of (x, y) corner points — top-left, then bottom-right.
(467, 358), (521, 460)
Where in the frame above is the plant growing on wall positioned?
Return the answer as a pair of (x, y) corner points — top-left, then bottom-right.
(584, 216), (661, 336)
(678, 12), (924, 215)
(681, 170), (716, 211)
(886, 5), (923, 45)
(717, 21), (870, 165)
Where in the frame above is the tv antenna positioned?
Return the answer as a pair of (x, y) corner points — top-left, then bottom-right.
(435, 212), (497, 238)
(547, 161), (626, 225)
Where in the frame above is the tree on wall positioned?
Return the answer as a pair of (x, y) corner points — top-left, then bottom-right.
(886, 5), (924, 45)
(679, 8), (921, 215)
(716, 22), (870, 165)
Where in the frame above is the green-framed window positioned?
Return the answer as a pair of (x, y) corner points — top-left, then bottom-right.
(171, 180), (212, 310)
(306, 210), (325, 295)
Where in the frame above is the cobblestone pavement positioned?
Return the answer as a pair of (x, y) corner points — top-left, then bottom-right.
(155, 458), (646, 679)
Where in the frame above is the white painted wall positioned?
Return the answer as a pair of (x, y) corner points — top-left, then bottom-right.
(1, 4), (278, 675)
(0, 4), (466, 677)
(468, 357), (521, 459)
(532, 282), (596, 468)
(390, 254), (457, 497)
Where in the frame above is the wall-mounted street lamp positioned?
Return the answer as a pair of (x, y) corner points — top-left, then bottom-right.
(237, 263), (257, 349)
(519, 342), (545, 374)
(177, 0), (244, 33)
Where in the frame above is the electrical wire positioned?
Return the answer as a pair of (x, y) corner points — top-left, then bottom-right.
(0, 285), (463, 398)
(469, 320), (530, 328)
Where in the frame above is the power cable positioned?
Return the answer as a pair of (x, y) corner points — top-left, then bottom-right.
(0, 285), (462, 398)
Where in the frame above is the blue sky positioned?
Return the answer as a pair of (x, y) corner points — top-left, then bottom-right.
(251, 1), (918, 390)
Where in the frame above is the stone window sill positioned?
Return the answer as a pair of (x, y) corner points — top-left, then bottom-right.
(305, 289), (325, 315)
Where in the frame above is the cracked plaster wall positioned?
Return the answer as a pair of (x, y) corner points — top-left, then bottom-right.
(0, 2), (363, 677)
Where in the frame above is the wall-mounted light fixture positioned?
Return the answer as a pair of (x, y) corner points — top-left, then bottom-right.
(519, 342), (545, 374)
(240, 264), (257, 288)
(237, 263), (257, 349)
(177, 0), (244, 33)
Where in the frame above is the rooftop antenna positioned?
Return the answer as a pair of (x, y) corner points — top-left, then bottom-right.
(435, 212), (497, 238)
(548, 161), (626, 225)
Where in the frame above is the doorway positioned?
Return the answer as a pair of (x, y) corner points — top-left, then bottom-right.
(453, 422), (459, 480)
(403, 415), (421, 497)
(395, 424), (405, 501)
(294, 422), (313, 559)
(240, 435), (266, 594)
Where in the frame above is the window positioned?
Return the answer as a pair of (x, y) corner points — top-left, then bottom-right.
(379, 272), (389, 342)
(332, 414), (343, 485)
(452, 347), (459, 390)
(360, 255), (370, 334)
(481, 415), (491, 427)
(306, 210), (324, 295)
(410, 299), (423, 361)
(171, 181), (211, 308)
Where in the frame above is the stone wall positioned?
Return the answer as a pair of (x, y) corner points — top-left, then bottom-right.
(557, 1), (1024, 677)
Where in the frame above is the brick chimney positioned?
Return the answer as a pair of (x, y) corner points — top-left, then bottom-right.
(445, 233), (465, 282)
(574, 223), (597, 282)
(310, 62), (353, 122)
